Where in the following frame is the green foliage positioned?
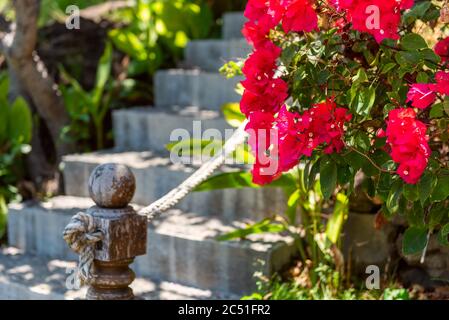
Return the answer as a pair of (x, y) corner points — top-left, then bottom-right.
(109, 0), (213, 77)
(60, 42), (115, 150)
(196, 162), (350, 293)
(0, 73), (33, 239)
(243, 269), (410, 301)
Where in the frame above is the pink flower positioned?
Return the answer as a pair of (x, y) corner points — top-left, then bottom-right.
(406, 84), (436, 109)
(282, 0), (318, 33)
(435, 37), (449, 64)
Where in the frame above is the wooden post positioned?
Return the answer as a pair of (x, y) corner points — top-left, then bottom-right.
(84, 163), (147, 300)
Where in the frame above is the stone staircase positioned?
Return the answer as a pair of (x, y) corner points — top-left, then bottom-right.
(2, 12), (297, 299)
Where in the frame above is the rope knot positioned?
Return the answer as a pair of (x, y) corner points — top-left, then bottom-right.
(63, 212), (103, 285)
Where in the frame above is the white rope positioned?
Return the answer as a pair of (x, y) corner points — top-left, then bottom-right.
(63, 212), (103, 285)
(138, 120), (248, 221)
(63, 121), (248, 282)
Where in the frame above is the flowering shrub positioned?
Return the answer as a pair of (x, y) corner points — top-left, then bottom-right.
(240, 0), (449, 254)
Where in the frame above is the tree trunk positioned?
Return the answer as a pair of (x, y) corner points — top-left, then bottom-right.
(0, 0), (74, 159)
(0, 0), (75, 193)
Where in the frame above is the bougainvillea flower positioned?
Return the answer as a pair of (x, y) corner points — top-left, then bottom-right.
(435, 37), (449, 63)
(433, 71), (449, 95)
(244, 0), (285, 28)
(399, 0), (414, 10)
(282, 0), (318, 33)
(349, 1), (401, 43)
(386, 108), (430, 184)
(248, 102), (352, 185)
(406, 84), (437, 109)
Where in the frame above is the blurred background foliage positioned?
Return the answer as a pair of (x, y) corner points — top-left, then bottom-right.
(0, 0), (245, 244)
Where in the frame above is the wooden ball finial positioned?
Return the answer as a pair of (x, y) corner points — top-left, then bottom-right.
(88, 163), (136, 208)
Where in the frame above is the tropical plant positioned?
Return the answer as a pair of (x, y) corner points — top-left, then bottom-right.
(109, 0), (213, 76)
(107, 0), (213, 103)
(59, 42), (115, 150)
(0, 73), (33, 240)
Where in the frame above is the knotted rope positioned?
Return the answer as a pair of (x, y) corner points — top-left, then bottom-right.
(63, 212), (103, 285)
(63, 121), (248, 283)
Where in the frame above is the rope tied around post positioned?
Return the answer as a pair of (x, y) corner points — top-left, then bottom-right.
(63, 212), (103, 285)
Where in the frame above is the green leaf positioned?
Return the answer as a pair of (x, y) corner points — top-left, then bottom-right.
(418, 172), (435, 205)
(0, 195), (7, 239)
(217, 219), (286, 241)
(285, 189), (300, 225)
(351, 86), (376, 116)
(0, 100), (8, 144)
(8, 97), (32, 144)
(401, 34), (428, 51)
(166, 138), (223, 157)
(320, 156), (338, 200)
(352, 68), (368, 85)
(429, 203), (447, 230)
(308, 159), (321, 190)
(381, 63), (396, 74)
(430, 175), (449, 202)
(386, 180), (403, 215)
(92, 42), (113, 107)
(395, 51), (421, 66)
(221, 103), (245, 128)
(403, 184), (418, 202)
(402, 226), (428, 255)
(194, 171), (295, 192)
(109, 29), (147, 60)
(430, 103), (444, 118)
(407, 202), (425, 227)
(437, 223), (449, 246)
(326, 193), (349, 244)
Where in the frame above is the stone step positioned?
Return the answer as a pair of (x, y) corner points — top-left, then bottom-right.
(154, 70), (242, 111)
(0, 247), (236, 300)
(62, 151), (287, 223)
(223, 12), (246, 39)
(7, 197), (296, 295)
(113, 106), (232, 152)
(185, 39), (250, 72)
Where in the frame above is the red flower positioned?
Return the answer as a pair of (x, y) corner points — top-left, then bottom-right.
(406, 84), (436, 109)
(242, 21), (271, 49)
(399, 0), (414, 10)
(244, 0), (285, 28)
(241, 78), (288, 115)
(245, 112), (281, 185)
(435, 37), (449, 63)
(350, 1), (401, 43)
(433, 71), (449, 95)
(386, 108), (430, 184)
(248, 101), (352, 185)
(282, 0), (318, 33)
(334, 0), (410, 43)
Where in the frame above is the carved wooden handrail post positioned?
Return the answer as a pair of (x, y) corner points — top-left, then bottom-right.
(85, 163), (147, 300)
